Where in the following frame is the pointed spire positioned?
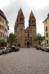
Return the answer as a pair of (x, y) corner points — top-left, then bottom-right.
(18, 8), (23, 15)
(19, 8), (22, 12)
(29, 11), (36, 20)
(15, 8), (24, 29)
(29, 10), (36, 28)
(17, 8), (24, 18)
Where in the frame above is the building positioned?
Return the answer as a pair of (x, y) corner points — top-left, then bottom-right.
(43, 14), (49, 45)
(0, 10), (9, 41)
(14, 9), (36, 47)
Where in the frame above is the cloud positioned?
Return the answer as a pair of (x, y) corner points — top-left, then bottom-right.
(27, 0), (49, 10)
(0, 0), (10, 9)
(1, 0), (49, 36)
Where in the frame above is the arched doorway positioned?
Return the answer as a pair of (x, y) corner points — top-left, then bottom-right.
(27, 41), (30, 48)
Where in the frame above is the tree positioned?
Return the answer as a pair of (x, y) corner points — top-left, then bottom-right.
(7, 33), (16, 46)
(34, 34), (44, 45)
(0, 40), (6, 47)
(17, 43), (21, 47)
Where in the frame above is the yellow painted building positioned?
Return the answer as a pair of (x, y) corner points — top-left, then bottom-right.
(43, 14), (49, 45)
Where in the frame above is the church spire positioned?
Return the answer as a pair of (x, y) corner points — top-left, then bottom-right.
(29, 11), (36, 28)
(18, 8), (24, 17)
(14, 8), (24, 33)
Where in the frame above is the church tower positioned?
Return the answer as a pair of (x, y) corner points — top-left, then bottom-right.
(15, 8), (24, 33)
(29, 11), (36, 29)
(14, 8), (25, 47)
(29, 11), (36, 36)
(28, 11), (36, 46)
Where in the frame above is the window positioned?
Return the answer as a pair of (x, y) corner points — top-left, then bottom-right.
(46, 40), (48, 44)
(20, 13), (23, 16)
(32, 20), (35, 24)
(0, 32), (2, 37)
(20, 18), (23, 24)
(0, 32), (1, 37)
(46, 33), (48, 37)
(0, 17), (2, 21)
(45, 26), (48, 31)
(0, 25), (1, 29)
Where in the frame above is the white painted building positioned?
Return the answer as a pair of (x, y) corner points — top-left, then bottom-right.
(0, 10), (9, 41)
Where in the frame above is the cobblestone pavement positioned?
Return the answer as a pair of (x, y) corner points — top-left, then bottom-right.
(0, 48), (49, 74)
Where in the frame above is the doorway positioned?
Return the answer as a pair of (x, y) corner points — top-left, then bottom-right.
(27, 41), (30, 48)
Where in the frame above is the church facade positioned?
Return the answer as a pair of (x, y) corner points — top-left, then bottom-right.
(14, 9), (36, 48)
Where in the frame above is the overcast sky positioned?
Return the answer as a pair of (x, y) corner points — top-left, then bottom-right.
(0, 0), (49, 36)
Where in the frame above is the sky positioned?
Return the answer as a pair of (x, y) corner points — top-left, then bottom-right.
(0, 0), (49, 36)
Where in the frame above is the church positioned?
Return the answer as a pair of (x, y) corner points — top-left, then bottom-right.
(14, 8), (36, 48)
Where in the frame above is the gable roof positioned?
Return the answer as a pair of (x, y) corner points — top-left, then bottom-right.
(25, 27), (32, 33)
(43, 14), (49, 23)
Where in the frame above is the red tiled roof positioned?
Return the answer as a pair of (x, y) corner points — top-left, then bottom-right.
(25, 27), (32, 33)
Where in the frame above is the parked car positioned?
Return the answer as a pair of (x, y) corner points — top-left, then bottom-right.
(36, 45), (49, 52)
(40, 46), (45, 51)
(46, 47), (49, 52)
(7, 47), (12, 52)
(43, 46), (49, 52)
(11, 46), (16, 52)
(3, 48), (10, 54)
(36, 45), (41, 50)
(15, 47), (20, 51)
(40, 45), (49, 52)
(2, 47), (7, 54)
(11, 46), (20, 52)
(0, 47), (7, 54)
